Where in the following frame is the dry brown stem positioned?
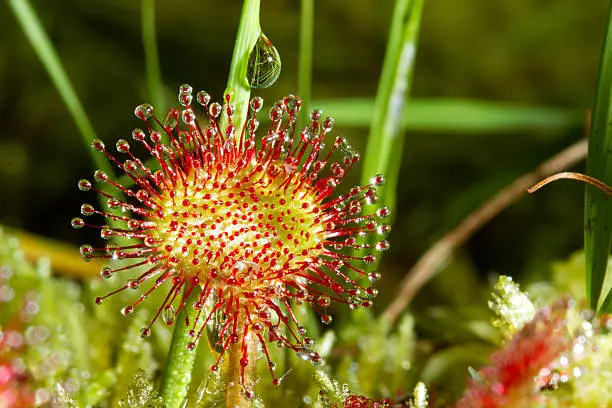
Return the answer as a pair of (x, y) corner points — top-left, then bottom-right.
(383, 138), (588, 324)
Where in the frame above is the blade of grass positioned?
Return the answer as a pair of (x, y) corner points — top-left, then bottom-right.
(316, 98), (583, 133)
(599, 267), (612, 313)
(297, 0), (314, 129)
(585, 1), (612, 312)
(9, 0), (131, 247)
(141, 0), (165, 112)
(360, 0), (424, 218)
(8, 0), (114, 177)
(223, 0), (261, 133)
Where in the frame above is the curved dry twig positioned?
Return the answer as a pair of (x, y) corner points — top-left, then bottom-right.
(528, 171), (612, 196)
(383, 138), (588, 324)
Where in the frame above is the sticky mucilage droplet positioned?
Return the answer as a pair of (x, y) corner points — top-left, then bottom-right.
(246, 33), (281, 89)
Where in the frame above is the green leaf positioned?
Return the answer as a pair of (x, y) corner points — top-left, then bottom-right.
(360, 0), (425, 218)
(8, 0), (129, 240)
(141, 0), (165, 113)
(222, 0), (261, 133)
(297, 0), (314, 130)
(7, 0), (115, 179)
(585, 2), (612, 312)
(315, 98), (582, 132)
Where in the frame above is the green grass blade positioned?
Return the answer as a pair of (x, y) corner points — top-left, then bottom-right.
(8, 0), (130, 240)
(600, 285), (612, 313)
(223, 0), (260, 133)
(7, 0), (114, 177)
(297, 0), (314, 130)
(585, 1), (612, 312)
(141, 0), (165, 112)
(360, 0), (424, 215)
(316, 98), (582, 133)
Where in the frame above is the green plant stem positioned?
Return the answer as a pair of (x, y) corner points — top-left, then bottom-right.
(298, 0), (314, 129)
(360, 0), (425, 217)
(224, 316), (258, 408)
(141, 0), (165, 112)
(223, 0), (261, 134)
(159, 294), (202, 408)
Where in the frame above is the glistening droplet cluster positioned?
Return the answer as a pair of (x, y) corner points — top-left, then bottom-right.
(72, 85), (390, 385)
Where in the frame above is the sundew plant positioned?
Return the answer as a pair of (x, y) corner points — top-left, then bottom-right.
(4, 0), (612, 407)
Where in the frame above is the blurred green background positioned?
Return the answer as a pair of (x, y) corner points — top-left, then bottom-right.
(0, 0), (607, 308)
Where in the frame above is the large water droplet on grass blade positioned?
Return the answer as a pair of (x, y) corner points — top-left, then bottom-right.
(247, 33), (281, 89)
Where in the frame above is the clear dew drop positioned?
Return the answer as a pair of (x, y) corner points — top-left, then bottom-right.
(162, 305), (176, 325)
(181, 108), (195, 124)
(310, 109), (322, 121)
(77, 179), (91, 192)
(126, 279), (139, 289)
(196, 90), (210, 106)
(79, 244), (94, 260)
(377, 224), (391, 235)
(178, 84), (193, 106)
(250, 96), (264, 112)
(209, 102), (222, 118)
(368, 272), (381, 283)
(132, 128), (146, 141)
(80, 204), (95, 216)
(140, 327), (151, 338)
(150, 131), (161, 144)
(144, 236), (157, 247)
(375, 240), (390, 252)
(246, 32), (281, 89)
(321, 314), (333, 325)
(70, 218), (84, 229)
(365, 287), (379, 298)
(370, 174), (386, 187)
(94, 170), (108, 182)
(134, 103), (154, 120)
(91, 139), (105, 152)
(323, 117), (335, 131)
(363, 254), (376, 264)
(124, 160), (138, 173)
(296, 348), (313, 361)
(100, 227), (113, 240)
(116, 139), (130, 153)
(376, 206), (391, 219)
(100, 267), (112, 279)
(317, 296), (331, 308)
(365, 193), (379, 205)
(121, 305), (134, 316)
